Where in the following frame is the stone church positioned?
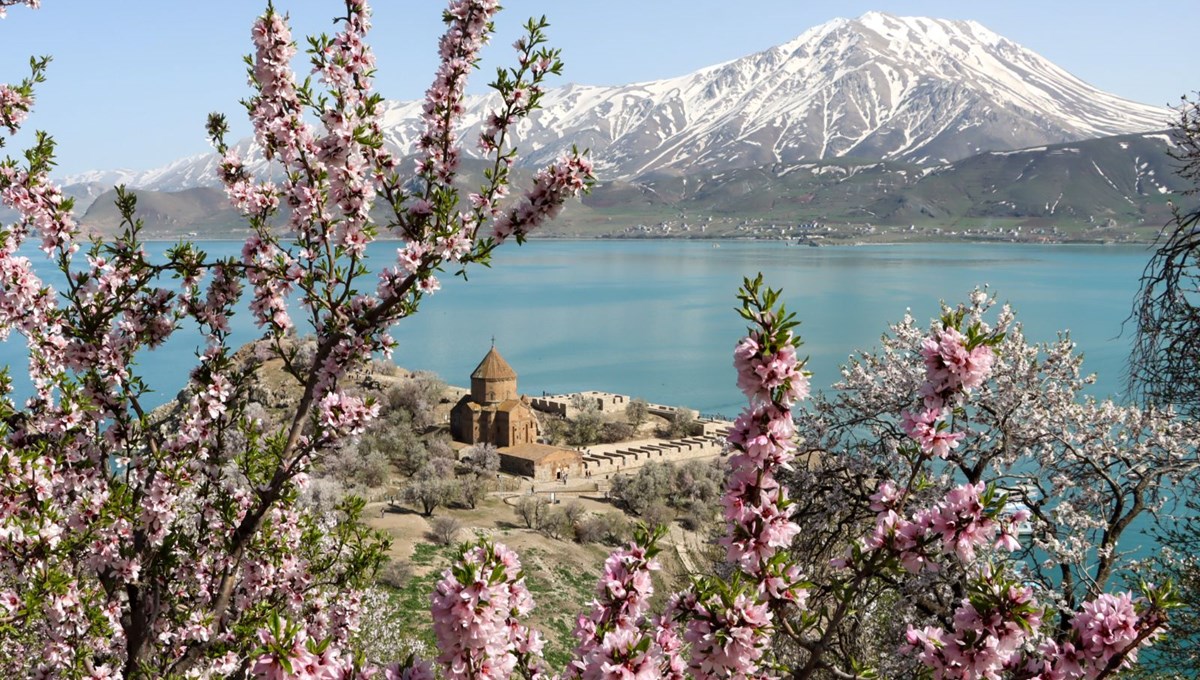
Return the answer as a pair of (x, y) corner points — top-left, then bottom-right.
(450, 345), (583, 481)
(451, 345), (539, 447)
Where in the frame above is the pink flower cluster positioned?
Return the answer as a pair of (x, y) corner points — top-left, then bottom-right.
(242, 234), (297, 332)
(721, 429), (803, 578)
(313, 1), (388, 252)
(0, 163), (74, 403)
(861, 481), (1022, 573)
(0, 84), (31, 134)
(901, 324), (995, 459)
(0, 165), (77, 255)
(676, 589), (773, 680)
(733, 334), (809, 407)
(251, 627), (354, 679)
(911, 590), (1152, 680)
(492, 154), (595, 243)
(220, 152), (280, 216)
(900, 407), (965, 459)
(672, 280), (810, 679)
(249, 8), (316, 168)
(430, 541), (545, 680)
(417, 0), (500, 184)
(317, 390), (379, 440)
(1075, 594), (1147, 676)
(919, 326), (994, 410)
(723, 324), (807, 592)
(904, 578), (1043, 679)
(568, 540), (681, 680)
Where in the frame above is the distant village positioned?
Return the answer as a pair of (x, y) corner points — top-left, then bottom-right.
(603, 213), (1149, 244)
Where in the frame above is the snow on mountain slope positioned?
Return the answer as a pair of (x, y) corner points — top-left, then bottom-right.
(63, 12), (1171, 189)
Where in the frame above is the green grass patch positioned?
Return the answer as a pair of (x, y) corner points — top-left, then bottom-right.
(409, 541), (442, 566)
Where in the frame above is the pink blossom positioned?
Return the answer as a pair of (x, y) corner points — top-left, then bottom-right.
(1071, 592), (1143, 673)
(903, 579), (1042, 679)
(918, 325), (995, 409)
(901, 407), (965, 459)
(681, 591), (774, 680)
(567, 536), (668, 680)
(317, 390), (379, 439)
(869, 480), (904, 512)
(431, 541), (542, 680)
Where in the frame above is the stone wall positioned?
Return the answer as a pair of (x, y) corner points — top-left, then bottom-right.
(530, 391), (701, 422)
(644, 402), (700, 420)
(530, 390), (629, 419)
(574, 423), (732, 479)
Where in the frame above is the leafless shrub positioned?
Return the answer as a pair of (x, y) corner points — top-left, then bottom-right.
(514, 495), (550, 529)
(538, 508), (574, 540)
(427, 516), (462, 546)
(640, 500), (675, 531)
(576, 512), (631, 545)
(369, 357), (400, 376)
(375, 560), (413, 590)
(561, 500), (587, 527)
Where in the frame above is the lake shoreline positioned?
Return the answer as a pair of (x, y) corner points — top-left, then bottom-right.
(128, 235), (1163, 247)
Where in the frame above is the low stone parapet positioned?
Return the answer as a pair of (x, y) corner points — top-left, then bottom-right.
(577, 427), (731, 477)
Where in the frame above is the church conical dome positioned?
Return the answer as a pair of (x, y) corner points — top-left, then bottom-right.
(471, 346), (517, 380)
(452, 343), (539, 449)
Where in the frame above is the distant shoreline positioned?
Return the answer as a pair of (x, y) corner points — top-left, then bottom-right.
(129, 235), (1160, 247)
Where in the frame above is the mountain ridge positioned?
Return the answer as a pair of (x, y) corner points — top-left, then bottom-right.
(68, 130), (1184, 243)
(40, 11), (1183, 242)
(59, 12), (1171, 194)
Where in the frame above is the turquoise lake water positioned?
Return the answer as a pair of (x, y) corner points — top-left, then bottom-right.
(6, 239), (1152, 412)
(396, 239), (1148, 415)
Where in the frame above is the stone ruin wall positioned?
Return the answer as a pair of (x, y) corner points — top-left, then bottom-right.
(575, 422), (732, 479)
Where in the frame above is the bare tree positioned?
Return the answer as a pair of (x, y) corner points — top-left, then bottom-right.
(458, 473), (489, 510)
(463, 443), (500, 473)
(560, 500), (587, 527)
(427, 516), (463, 546)
(1129, 93), (1200, 419)
(538, 509), (574, 539)
(514, 495), (550, 529)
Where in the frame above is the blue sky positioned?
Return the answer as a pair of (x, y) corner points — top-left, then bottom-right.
(3, 1), (1197, 176)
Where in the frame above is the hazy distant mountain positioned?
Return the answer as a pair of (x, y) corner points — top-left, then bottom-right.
(75, 159), (538, 239)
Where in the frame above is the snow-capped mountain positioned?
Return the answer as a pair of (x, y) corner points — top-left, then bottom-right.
(63, 12), (1171, 191)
